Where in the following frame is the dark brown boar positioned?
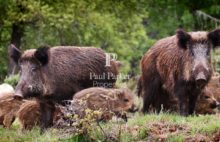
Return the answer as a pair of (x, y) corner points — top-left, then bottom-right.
(17, 100), (62, 131)
(11, 46), (119, 99)
(72, 87), (137, 121)
(139, 29), (220, 116)
(10, 45), (120, 131)
(0, 94), (24, 128)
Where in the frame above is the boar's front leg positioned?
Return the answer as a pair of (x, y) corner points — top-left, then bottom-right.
(39, 98), (55, 134)
(175, 81), (188, 116)
(188, 94), (199, 115)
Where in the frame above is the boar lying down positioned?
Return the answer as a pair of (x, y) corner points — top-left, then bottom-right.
(70, 87), (137, 122)
(138, 29), (220, 116)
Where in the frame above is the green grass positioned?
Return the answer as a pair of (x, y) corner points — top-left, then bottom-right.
(0, 113), (220, 142)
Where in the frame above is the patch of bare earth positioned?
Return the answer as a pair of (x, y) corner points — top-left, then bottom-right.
(122, 121), (219, 142)
(146, 121), (190, 141)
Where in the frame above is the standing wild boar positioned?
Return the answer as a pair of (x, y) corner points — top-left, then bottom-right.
(11, 45), (119, 99)
(138, 29), (220, 116)
(72, 87), (137, 121)
(10, 45), (120, 131)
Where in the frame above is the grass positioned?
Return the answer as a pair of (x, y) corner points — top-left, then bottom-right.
(0, 113), (220, 142)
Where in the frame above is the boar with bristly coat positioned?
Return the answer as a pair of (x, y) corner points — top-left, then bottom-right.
(17, 100), (41, 130)
(195, 87), (219, 114)
(10, 45), (120, 131)
(207, 75), (220, 103)
(72, 87), (137, 121)
(17, 100), (62, 131)
(11, 46), (119, 99)
(138, 29), (220, 116)
(160, 87), (219, 114)
(0, 94), (24, 128)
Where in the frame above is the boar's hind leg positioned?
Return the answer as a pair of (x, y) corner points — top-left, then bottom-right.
(174, 81), (188, 116)
(39, 99), (55, 134)
(143, 76), (162, 113)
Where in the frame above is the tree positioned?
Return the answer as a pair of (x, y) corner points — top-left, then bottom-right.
(0, 0), (150, 81)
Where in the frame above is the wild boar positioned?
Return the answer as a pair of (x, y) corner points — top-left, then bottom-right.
(195, 87), (219, 114)
(17, 100), (62, 131)
(72, 87), (137, 121)
(207, 75), (220, 102)
(138, 29), (220, 116)
(10, 45), (120, 131)
(11, 46), (119, 99)
(0, 94), (24, 128)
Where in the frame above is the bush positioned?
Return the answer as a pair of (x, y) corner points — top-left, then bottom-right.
(4, 74), (19, 87)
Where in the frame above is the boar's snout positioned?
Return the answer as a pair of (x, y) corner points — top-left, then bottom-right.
(128, 104), (138, 113)
(14, 90), (24, 98)
(210, 100), (220, 109)
(196, 72), (207, 88)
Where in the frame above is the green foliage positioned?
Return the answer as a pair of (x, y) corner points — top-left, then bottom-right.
(0, 0), (220, 81)
(167, 135), (184, 142)
(1, 113), (220, 141)
(3, 74), (19, 87)
(0, 0), (151, 80)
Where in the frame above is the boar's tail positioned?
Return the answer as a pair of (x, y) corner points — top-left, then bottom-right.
(137, 76), (142, 97)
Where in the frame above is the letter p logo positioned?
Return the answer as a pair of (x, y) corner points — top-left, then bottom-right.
(105, 53), (117, 67)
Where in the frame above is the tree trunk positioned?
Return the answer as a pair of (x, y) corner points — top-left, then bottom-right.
(8, 23), (24, 76)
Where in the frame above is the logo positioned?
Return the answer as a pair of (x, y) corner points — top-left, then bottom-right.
(105, 53), (117, 67)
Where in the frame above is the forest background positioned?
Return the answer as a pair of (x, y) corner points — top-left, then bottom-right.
(0, 0), (220, 82)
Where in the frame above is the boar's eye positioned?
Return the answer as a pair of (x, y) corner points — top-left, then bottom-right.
(123, 99), (129, 102)
(189, 47), (194, 56)
(206, 48), (211, 56)
(31, 66), (38, 72)
(204, 95), (210, 99)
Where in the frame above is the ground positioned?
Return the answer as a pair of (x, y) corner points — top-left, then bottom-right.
(0, 113), (220, 142)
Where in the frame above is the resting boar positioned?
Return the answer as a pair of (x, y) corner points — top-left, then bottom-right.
(207, 75), (220, 102)
(10, 45), (120, 131)
(17, 100), (62, 130)
(0, 94), (24, 128)
(17, 100), (40, 130)
(72, 87), (137, 121)
(195, 87), (220, 114)
(138, 29), (220, 116)
(143, 87), (219, 114)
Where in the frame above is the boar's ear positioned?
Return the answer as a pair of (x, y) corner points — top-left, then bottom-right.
(9, 44), (21, 64)
(117, 89), (125, 99)
(34, 45), (50, 66)
(208, 29), (220, 48)
(115, 61), (123, 68)
(176, 29), (191, 49)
